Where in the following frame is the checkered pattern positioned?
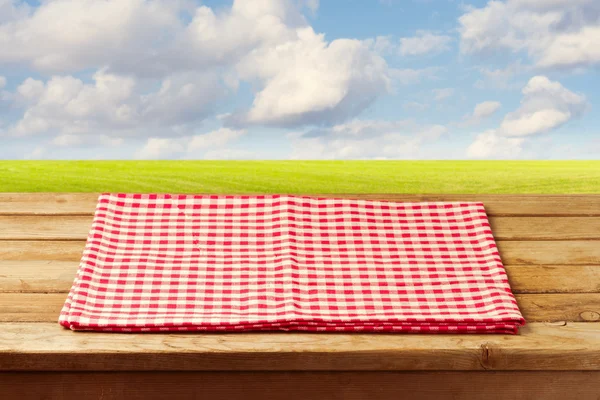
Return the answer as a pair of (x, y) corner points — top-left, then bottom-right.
(59, 193), (525, 334)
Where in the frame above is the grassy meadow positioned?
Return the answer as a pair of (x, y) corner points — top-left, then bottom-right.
(0, 161), (599, 193)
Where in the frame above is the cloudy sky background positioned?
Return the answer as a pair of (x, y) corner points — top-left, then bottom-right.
(0, 0), (599, 160)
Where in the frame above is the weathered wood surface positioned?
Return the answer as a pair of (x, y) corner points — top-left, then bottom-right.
(1, 193), (600, 216)
(0, 193), (599, 374)
(1, 323), (600, 371)
(2, 371), (600, 400)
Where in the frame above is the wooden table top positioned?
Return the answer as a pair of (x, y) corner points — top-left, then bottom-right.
(1, 193), (599, 372)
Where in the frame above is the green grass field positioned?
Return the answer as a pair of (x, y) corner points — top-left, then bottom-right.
(1, 161), (599, 193)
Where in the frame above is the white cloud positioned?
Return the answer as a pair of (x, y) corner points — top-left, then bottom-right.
(498, 75), (586, 137)
(433, 88), (454, 101)
(188, 128), (246, 151)
(399, 31), (452, 56)
(462, 101), (501, 125)
(466, 130), (525, 159)
(1, 0), (395, 135)
(0, 0), (188, 75)
(230, 28), (392, 127)
(467, 76), (587, 158)
(472, 101), (502, 119)
(135, 137), (186, 160)
(290, 119), (447, 159)
(135, 128), (247, 159)
(0, 0), (30, 24)
(0, 0), (310, 78)
(5, 69), (225, 139)
(137, 71), (225, 125)
(0, 76), (6, 89)
(536, 27), (600, 68)
(459, 0), (600, 70)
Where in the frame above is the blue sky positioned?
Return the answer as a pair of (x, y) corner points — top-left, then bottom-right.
(0, 0), (598, 159)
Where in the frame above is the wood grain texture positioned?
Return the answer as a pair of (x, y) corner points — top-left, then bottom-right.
(2, 193), (600, 216)
(2, 322), (600, 371)
(2, 293), (599, 323)
(2, 240), (600, 264)
(0, 241), (86, 261)
(2, 371), (600, 400)
(2, 261), (599, 294)
(496, 241), (600, 265)
(2, 215), (600, 240)
(0, 216), (92, 240)
(0, 261), (78, 293)
(505, 265), (600, 294)
(0, 193), (99, 216)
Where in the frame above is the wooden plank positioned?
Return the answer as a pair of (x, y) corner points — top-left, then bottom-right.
(2, 240), (599, 264)
(2, 293), (599, 323)
(1, 293), (65, 322)
(1, 371), (600, 400)
(1, 322), (600, 371)
(2, 215), (600, 240)
(0, 193), (100, 216)
(505, 265), (600, 294)
(497, 241), (600, 265)
(2, 261), (599, 294)
(0, 216), (92, 240)
(0, 261), (78, 293)
(0, 241), (86, 261)
(1, 193), (600, 216)
(491, 217), (600, 241)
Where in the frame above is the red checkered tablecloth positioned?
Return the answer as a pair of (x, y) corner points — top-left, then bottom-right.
(59, 194), (525, 334)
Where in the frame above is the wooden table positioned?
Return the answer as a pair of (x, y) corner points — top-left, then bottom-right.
(1, 193), (599, 400)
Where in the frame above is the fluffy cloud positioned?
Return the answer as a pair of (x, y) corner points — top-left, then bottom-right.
(0, 0), (30, 24)
(467, 76), (587, 158)
(5, 69), (225, 138)
(459, 0), (600, 70)
(0, 75), (5, 89)
(466, 130), (525, 159)
(0, 0), (188, 75)
(498, 76), (586, 137)
(462, 101), (501, 125)
(135, 137), (186, 159)
(135, 128), (247, 159)
(187, 0), (392, 128)
(399, 31), (452, 56)
(1, 0), (394, 135)
(290, 119), (447, 159)
(229, 28), (392, 127)
(0, 0), (306, 76)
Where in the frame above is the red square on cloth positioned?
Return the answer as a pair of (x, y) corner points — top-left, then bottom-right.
(59, 194), (525, 334)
